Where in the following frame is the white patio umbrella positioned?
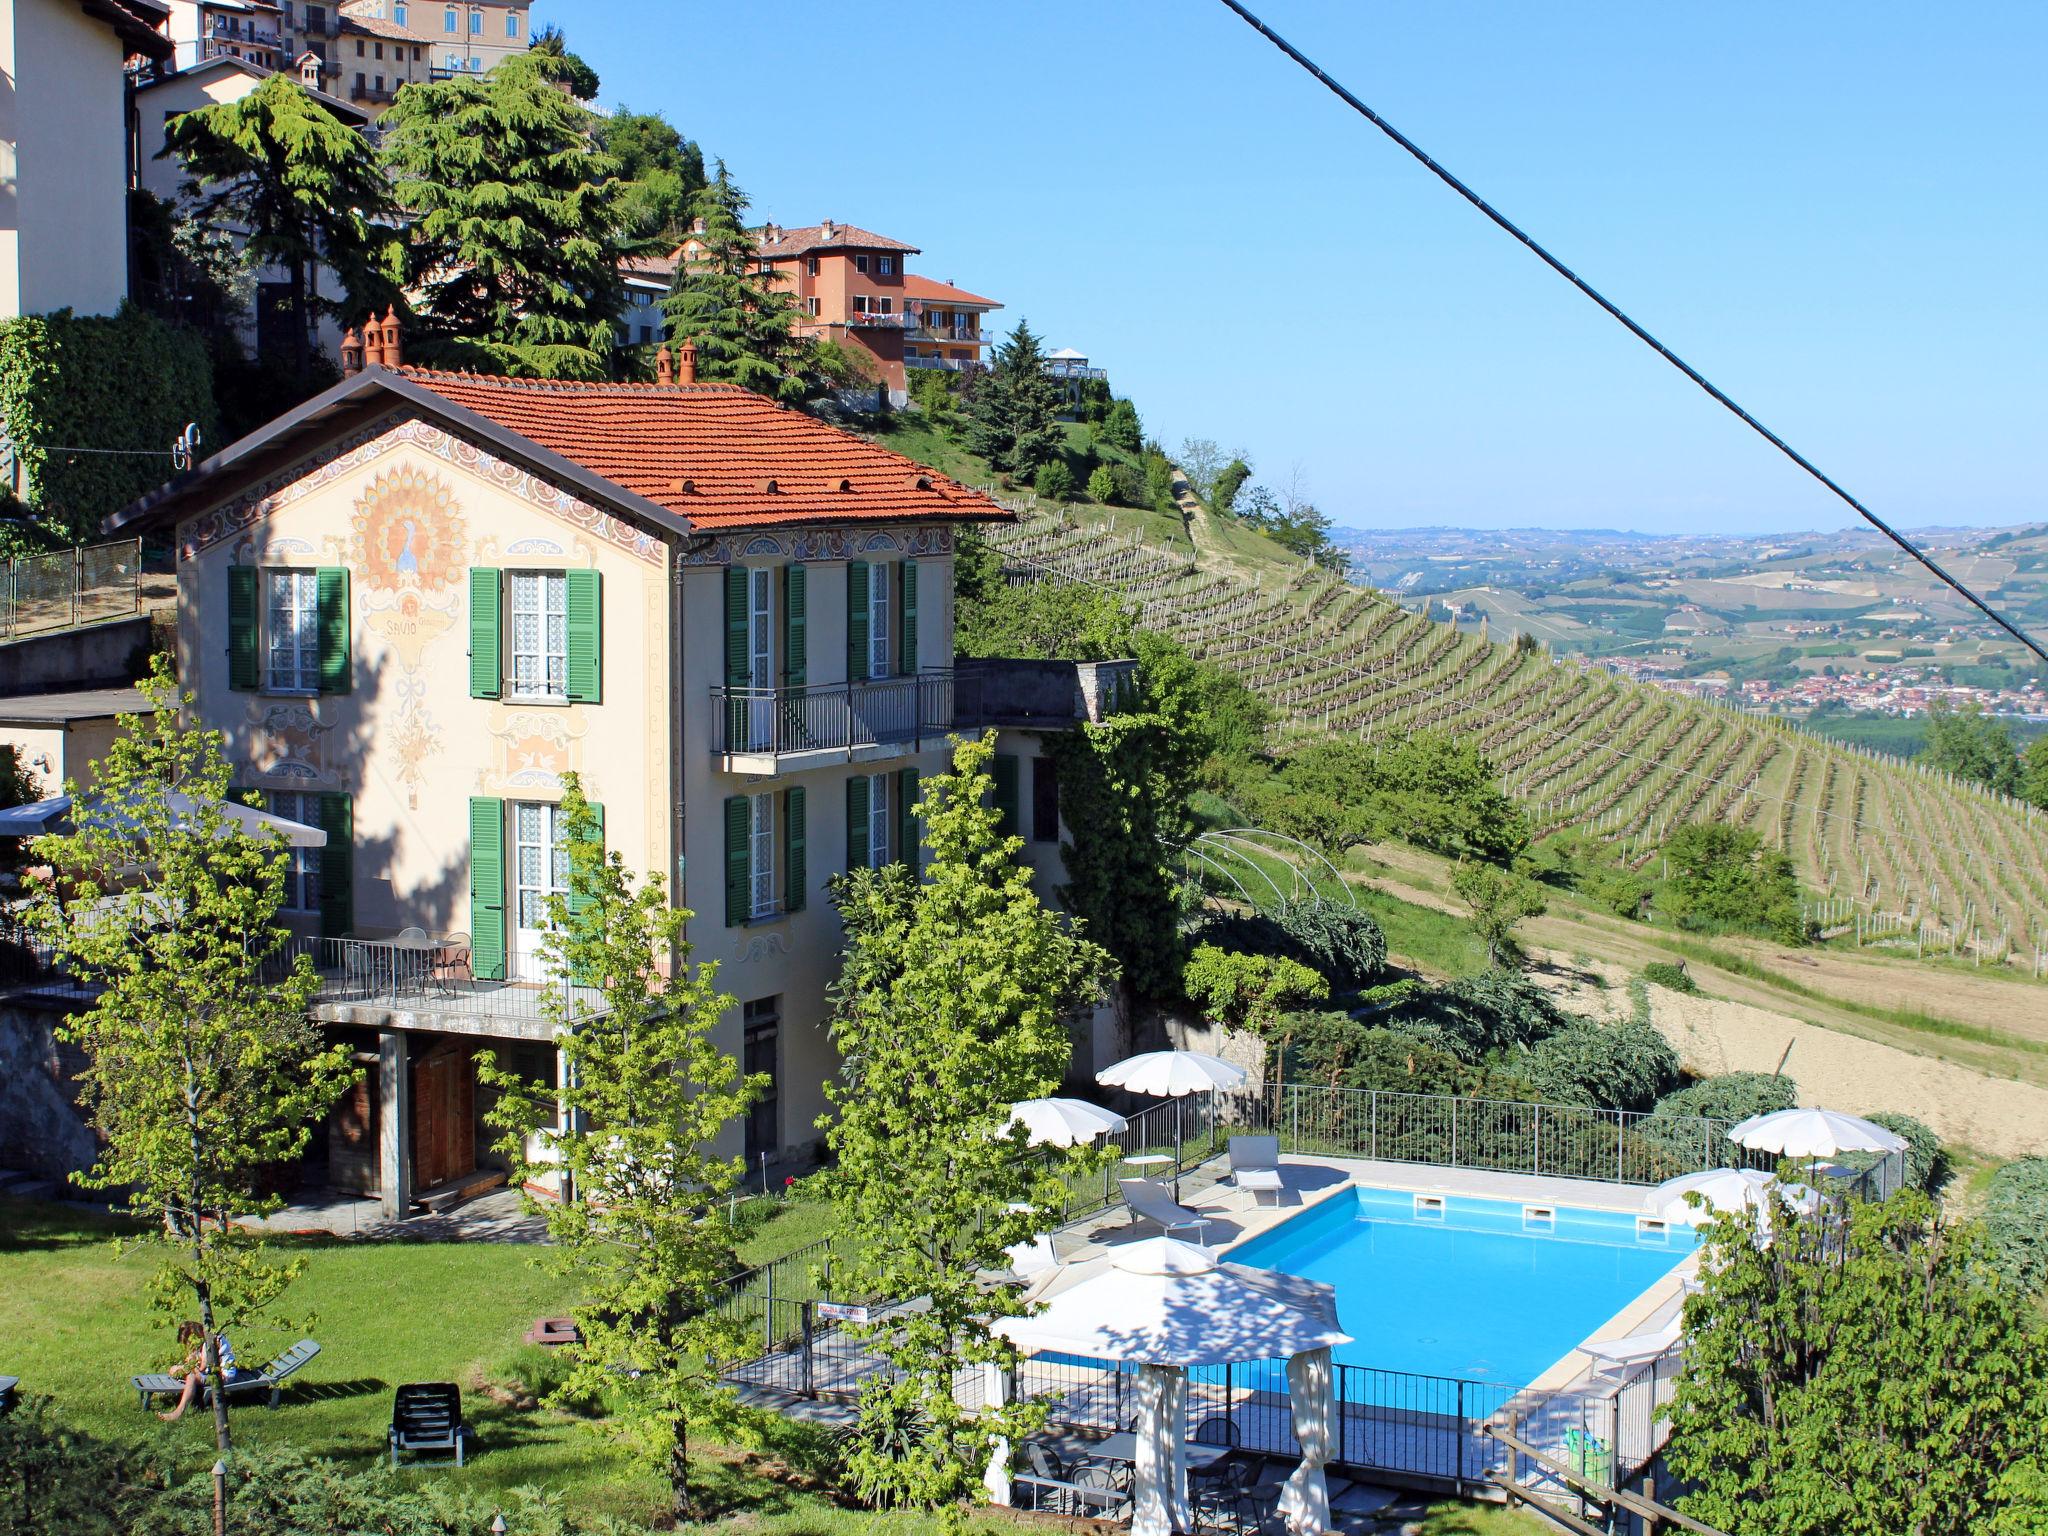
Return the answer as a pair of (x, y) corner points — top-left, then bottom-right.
(1728, 1107), (1907, 1159)
(1006, 1097), (1128, 1148)
(1096, 1051), (1249, 1197)
(0, 791), (326, 848)
(1647, 1168), (1818, 1227)
(991, 1237), (1352, 1536)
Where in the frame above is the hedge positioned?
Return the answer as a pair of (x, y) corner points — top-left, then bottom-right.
(1983, 1157), (2048, 1297)
(0, 305), (217, 547)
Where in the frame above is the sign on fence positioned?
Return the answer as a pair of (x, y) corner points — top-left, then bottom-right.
(816, 1301), (870, 1324)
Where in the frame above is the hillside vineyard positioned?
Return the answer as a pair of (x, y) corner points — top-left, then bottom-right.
(987, 511), (2048, 971)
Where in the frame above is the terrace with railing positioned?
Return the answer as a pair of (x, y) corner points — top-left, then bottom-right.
(710, 670), (954, 773)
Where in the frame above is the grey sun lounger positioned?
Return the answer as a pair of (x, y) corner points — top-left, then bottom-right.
(1228, 1135), (1285, 1206)
(1119, 1177), (1210, 1242)
(132, 1339), (320, 1411)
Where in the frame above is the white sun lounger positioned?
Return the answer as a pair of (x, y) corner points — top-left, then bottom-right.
(1578, 1318), (1682, 1378)
(1119, 1177), (1209, 1243)
(1228, 1135), (1285, 1206)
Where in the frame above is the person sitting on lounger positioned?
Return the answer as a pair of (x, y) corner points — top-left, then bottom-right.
(158, 1323), (240, 1422)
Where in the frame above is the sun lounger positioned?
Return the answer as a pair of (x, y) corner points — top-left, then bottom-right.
(1228, 1135), (1285, 1206)
(389, 1381), (470, 1467)
(1578, 1319), (1681, 1378)
(1119, 1177), (1209, 1242)
(132, 1339), (320, 1411)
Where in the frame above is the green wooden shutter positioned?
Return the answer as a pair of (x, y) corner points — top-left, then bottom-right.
(468, 796), (506, 980)
(845, 774), (870, 872)
(724, 795), (750, 927)
(896, 767), (919, 872)
(228, 566), (259, 691)
(784, 786), (806, 913)
(315, 792), (353, 938)
(899, 560), (918, 675)
(316, 568), (351, 695)
(782, 564), (807, 688)
(468, 568), (501, 700)
(992, 752), (1020, 839)
(724, 567), (749, 688)
(846, 560), (869, 682)
(567, 801), (604, 922)
(564, 569), (602, 703)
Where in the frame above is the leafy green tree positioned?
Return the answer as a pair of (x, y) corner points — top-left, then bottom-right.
(1182, 943), (1327, 1094)
(954, 566), (1136, 662)
(162, 74), (402, 387)
(1085, 463), (1118, 503)
(1666, 1190), (2048, 1536)
(380, 54), (634, 379)
(597, 108), (707, 242)
(1451, 859), (1547, 968)
(25, 658), (355, 1453)
(1133, 631), (1272, 776)
(1661, 822), (1804, 942)
(1292, 1014), (1487, 1096)
(1213, 456), (1252, 512)
(1033, 459), (1075, 502)
(823, 734), (1113, 1509)
(1922, 698), (2022, 795)
(529, 22), (601, 99)
(1177, 438), (1224, 504)
(965, 320), (1067, 478)
(2023, 734), (2048, 810)
(478, 775), (757, 1520)
(1099, 397), (1142, 453)
(660, 164), (808, 402)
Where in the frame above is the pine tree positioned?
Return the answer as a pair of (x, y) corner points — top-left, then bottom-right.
(379, 53), (636, 379)
(162, 74), (402, 388)
(965, 320), (1067, 478)
(660, 165), (809, 402)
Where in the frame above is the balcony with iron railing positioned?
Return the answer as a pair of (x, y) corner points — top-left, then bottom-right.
(711, 670), (954, 774)
(845, 309), (916, 330)
(904, 354), (979, 374)
(912, 320), (985, 345)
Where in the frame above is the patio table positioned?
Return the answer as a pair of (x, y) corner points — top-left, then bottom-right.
(1086, 1432), (1235, 1472)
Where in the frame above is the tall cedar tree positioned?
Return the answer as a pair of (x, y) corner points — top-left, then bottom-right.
(161, 74), (402, 388)
(479, 775), (760, 1521)
(823, 734), (1114, 1509)
(26, 657), (356, 1455)
(965, 320), (1068, 478)
(379, 53), (637, 379)
(660, 165), (808, 402)
(1665, 1189), (2048, 1536)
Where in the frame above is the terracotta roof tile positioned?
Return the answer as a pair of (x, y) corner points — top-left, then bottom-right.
(901, 274), (1001, 308)
(394, 367), (1007, 533)
(753, 223), (920, 259)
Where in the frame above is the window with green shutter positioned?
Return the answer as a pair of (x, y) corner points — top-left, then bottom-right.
(899, 560), (918, 674)
(782, 565), (807, 688)
(724, 795), (750, 927)
(316, 791), (353, 937)
(992, 752), (1020, 839)
(846, 561), (869, 683)
(468, 568), (501, 700)
(784, 786), (806, 913)
(896, 767), (919, 872)
(845, 774), (870, 872)
(469, 796), (506, 979)
(566, 801), (604, 922)
(564, 569), (602, 703)
(316, 568), (351, 695)
(228, 566), (259, 691)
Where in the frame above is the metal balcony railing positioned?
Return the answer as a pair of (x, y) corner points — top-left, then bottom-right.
(310, 934), (604, 1025)
(711, 671), (954, 763)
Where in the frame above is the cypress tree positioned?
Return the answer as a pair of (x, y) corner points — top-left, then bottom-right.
(965, 320), (1068, 477)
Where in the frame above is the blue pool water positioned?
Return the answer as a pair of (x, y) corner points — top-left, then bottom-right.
(1226, 1185), (1695, 1388)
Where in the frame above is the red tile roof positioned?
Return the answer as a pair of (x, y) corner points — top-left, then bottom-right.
(754, 223), (920, 260)
(395, 368), (1005, 532)
(901, 274), (1001, 309)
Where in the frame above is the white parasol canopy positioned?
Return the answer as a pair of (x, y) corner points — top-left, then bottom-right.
(1005, 1096), (1128, 1147)
(1728, 1108), (1906, 1159)
(1647, 1168), (1818, 1227)
(0, 791), (326, 848)
(994, 1238), (1349, 1536)
(1095, 1049), (1248, 1098)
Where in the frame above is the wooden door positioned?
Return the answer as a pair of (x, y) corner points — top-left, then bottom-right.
(410, 1039), (476, 1192)
(327, 1073), (378, 1194)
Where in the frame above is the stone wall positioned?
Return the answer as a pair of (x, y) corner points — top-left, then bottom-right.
(0, 999), (96, 1177)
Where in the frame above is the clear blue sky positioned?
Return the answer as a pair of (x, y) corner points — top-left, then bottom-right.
(543, 2), (2045, 536)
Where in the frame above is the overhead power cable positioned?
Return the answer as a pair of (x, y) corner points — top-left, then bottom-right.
(1213, 0), (2048, 667)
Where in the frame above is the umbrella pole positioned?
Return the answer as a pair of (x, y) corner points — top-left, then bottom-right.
(1173, 1098), (1183, 1203)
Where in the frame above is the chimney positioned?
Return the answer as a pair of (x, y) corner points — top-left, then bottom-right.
(821, 218), (835, 239)
(340, 326), (363, 376)
(655, 343), (674, 386)
(360, 320), (384, 369)
(677, 341), (698, 385)
(379, 306), (402, 369)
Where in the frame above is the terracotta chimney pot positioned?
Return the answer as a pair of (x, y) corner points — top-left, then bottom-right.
(677, 341), (698, 385)
(380, 307), (402, 368)
(340, 327), (363, 376)
(655, 343), (674, 386)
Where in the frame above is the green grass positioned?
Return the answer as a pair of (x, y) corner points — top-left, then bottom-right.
(1348, 884), (1491, 980)
(735, 1193), (838, 1267)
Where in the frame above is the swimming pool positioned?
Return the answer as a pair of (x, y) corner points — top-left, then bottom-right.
(1226, 1184), (1695, 1388)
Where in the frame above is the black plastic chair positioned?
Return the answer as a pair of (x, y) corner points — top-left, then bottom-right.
(389, 1382), (469, 1467)
(1192, 1415), (1241, 1446)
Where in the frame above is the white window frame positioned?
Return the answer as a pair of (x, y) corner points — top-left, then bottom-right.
(504, 8), (517, 34)
(265, 568), (320, 693)
(268, 791), (323, 912)
(508, 569), (567, 700)
(867, 772), (890, 869)
(867, 562), (891, 679)
(879, 255), (896, 275)
(513, 800), (570, 944)
(749, 791), (777, 919)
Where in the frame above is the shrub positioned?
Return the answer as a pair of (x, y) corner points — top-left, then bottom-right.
(1862, 1110), (1945, 1193)
(1085, 463), (1118, 504)
(1652, 1070), (1799, 1124)
(1269, 897), (1388, 993)
(1641, 961), (1699, 994)
(1660, 823), (1806, 943)
(1033, 459), (1076, 502)
(1383, 970), (1574, 1061)
(1522, 1017), (1681, 1113)
(1100, 397), (1141, 452)
(1982, 1157), (2048, 1296)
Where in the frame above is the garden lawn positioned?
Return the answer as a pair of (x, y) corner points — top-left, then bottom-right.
(0, 1200), (672, 1523)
